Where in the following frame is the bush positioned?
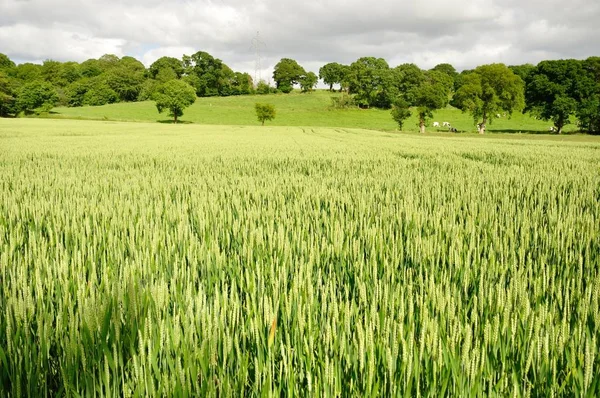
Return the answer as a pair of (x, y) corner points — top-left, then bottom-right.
(256, 80), (272, 95)
(255, 103), (276, 125)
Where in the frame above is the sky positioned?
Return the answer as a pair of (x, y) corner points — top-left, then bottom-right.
(1, 0), (599, 84)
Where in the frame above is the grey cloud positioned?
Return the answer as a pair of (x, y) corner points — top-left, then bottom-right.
(0, 0), (598, 78)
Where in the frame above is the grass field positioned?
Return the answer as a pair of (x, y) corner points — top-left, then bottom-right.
(1, 118), (599, 396)
(50, 90), (580, 134)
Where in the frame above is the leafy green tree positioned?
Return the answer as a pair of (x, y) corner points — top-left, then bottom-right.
(79, 59), (104, 78)
(430, 63), (458, 94)
(98, 54), (120, 71)
(83, 82), (118, 106)
(0, 53), (16, 71)
(60, 62), (82, 86)
(16, 81), (58, 114)
(154, 80), (196, 123)
(255, 103), (276, 125)
(453, 63), (524, 134)
(65, 79), (90, 107)
(319, 62), (348, 91)
(577, 57), (600, 134)
(230, 72), (253, 95)
(347, 57), (396, 108)
(14, 63), (42, 83)
(525, 59), (590, 134)
(149, 57), (184, 80)
(390, 98), (412, 130)
(509, 64), (535, 82)
(392, 63), (425, 105)
(104, 66), (145, 102)
(273, 58), (306, 93)
(183, 51), (233, 97)
(431, 63), (457, 79)
(300, 72), (318, 93)
(0, 71), (18, 116)
(412, 72), (451, 133)
(138, 79), (162, 101)
(255, 80), (272, 95)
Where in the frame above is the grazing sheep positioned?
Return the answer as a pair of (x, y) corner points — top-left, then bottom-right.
(433, 121), (440, 127)
(442, 122), (451, 127)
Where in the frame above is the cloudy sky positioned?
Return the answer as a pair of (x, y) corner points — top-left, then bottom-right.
(1, 0), (599, 83)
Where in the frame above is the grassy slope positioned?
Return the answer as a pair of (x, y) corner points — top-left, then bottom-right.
(50, 90), (580, 134)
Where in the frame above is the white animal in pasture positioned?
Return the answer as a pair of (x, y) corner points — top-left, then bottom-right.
(442, 122), (451, 127)
(433, 121), (440, 127)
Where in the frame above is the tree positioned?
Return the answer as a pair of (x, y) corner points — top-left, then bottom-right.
(300, 72), (318, 93)
(80, 59), (103, 78)
(98, 54), (120, 71)
(525, 59), (587, 134)
(431, 63), (457, 79)
(65, 79), (90, 107)
(256, 80), (272, 95)
(83, 81), (118, 106)
(0, 71), (18, 116)
(452, 63), (524, 134)
(509, 64), (535, 82)
(577, 56), (600, 134)
(347, 57), (396, 108)
(430, 63), (458, 94)
(392, 63), (426, 105)
(255, 103), (276, 125)
(319, 62), (348, 91)
(16, 81), (58, 114)
(230, 72), (253, 95)
(273, 58), (305, 93)
(104, 65), (145, 102)
(154, 80), (196, 123)
(14, 63), (42, 83)
(0, 53), (16, 71)
(412, 72), (451, 133)
(183, 51), (234, 97)
(390, 98), (411, 130)
(149, 57), (185, 80)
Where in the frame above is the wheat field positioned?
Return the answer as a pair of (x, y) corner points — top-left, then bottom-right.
(1, 119), (599, 396)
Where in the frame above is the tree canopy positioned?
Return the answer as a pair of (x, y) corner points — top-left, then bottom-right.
(255, 103), (276, 125)
(347, 57), (395, 108)
(273, 58), (306, 93)
(452, 63), (525, 134)
(154, 80), (197, 123)
(16, 81), (58, 114)
(525, 59), (586, 133)
(319, 62), (348, 91)
(300, 72), (318, 93)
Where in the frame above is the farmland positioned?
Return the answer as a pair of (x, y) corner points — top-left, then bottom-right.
(1, 118), (599, 395)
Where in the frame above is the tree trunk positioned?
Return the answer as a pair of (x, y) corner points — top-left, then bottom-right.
(329, 83), (333, 91)
(479, 115), (486, 134)
(174, 114), (178, 124)
(262, 120), (265, 126)
(419, 119), (425, 134)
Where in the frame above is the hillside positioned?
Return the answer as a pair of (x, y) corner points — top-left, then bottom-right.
(50, 90), (577, 134)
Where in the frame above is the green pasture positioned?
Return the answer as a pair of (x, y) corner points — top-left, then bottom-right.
(50, 90), (578, 134)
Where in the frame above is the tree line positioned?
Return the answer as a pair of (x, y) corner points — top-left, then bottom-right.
(317, 57), (600, 134)
(0, 51), (598, 133)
